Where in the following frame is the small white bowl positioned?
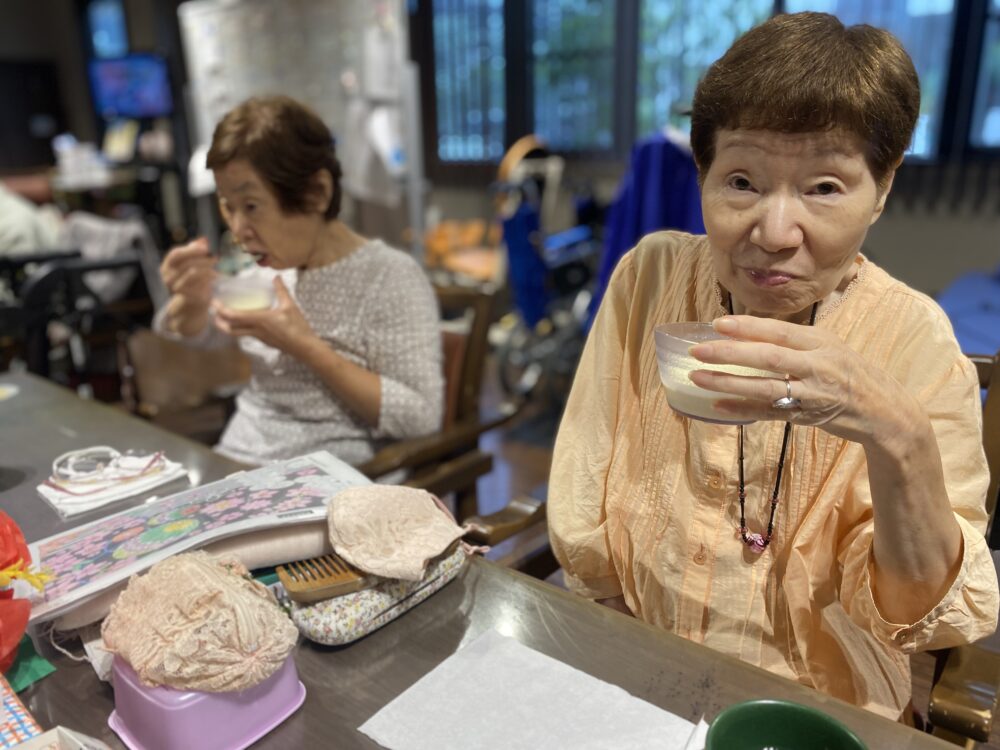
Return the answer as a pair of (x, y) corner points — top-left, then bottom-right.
(214, 275), (275, 311)
(653, 322), (779, 425)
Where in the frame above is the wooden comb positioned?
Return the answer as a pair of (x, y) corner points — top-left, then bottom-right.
(276, 553), (374, 603)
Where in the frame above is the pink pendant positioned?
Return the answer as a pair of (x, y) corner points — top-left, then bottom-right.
(744, 532), (767, 554)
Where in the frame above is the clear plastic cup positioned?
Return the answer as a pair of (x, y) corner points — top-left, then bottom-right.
(214, 274), (275, 311)
(653, 322), (780, 425)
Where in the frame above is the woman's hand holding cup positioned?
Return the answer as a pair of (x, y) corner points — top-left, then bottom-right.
(212, 277), (316, 356)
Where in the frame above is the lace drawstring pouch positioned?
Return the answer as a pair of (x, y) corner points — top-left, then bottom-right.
(101, 551), (298, 692)
(289, 486), (483, 646)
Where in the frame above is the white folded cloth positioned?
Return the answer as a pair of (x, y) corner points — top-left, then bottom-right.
(37, 451), (188, 517)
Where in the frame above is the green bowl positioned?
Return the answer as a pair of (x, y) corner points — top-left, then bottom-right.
(706, 699), (868, 750)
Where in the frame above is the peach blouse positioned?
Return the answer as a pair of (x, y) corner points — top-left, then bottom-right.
(549, 231), (999, 719)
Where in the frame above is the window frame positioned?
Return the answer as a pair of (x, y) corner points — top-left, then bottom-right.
(414, 0), (1000, 185)
(961, 0), (1000, 157)
(523, 0), (630, 158)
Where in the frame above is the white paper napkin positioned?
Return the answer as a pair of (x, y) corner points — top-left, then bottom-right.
(360, 629), (705, 750)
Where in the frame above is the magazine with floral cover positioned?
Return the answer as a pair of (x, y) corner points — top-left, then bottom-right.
(27, 452), (369, 625)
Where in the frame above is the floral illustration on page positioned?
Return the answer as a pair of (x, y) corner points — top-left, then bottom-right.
(29, 452), (368, 624)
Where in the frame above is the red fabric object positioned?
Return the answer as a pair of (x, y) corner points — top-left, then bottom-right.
(0, 512), (30, 569)
(0, 599), (30, 672)
(0, 512), (32, 673)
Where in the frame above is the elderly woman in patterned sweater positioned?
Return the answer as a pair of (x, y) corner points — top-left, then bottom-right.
(157, 95), (442, 467)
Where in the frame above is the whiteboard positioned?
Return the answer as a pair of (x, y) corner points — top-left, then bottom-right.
(177, 0), (424, 257)
(178, 0), (404, 148)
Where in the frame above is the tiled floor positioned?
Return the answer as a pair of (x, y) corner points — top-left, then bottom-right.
(474, 358), (559, 517)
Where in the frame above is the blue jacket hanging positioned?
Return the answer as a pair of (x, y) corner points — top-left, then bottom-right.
(590, 134), (705, 325)
(936, 265), (1000, 356)
(502, 201), (550, 329)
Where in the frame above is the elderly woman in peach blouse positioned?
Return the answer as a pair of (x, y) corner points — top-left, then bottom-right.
(549, 11), (999, 722)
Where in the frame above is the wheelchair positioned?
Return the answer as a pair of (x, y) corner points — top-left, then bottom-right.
(493, 181), (600, 406)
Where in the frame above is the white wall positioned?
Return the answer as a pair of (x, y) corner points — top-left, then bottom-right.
(868, 203), (1000, 296)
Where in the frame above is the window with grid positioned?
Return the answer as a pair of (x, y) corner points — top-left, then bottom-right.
(783, 0), (958, 159)
(636, 0), (771, 140)
(971, 0), (1000, 147)
(531, 0), (616, 150)
(423, 0), (991, 169)
(432, 0), (507, 162)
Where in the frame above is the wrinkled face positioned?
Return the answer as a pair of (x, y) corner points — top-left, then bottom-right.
(701, 128), (890, 320)
(214, 159), (321, 270)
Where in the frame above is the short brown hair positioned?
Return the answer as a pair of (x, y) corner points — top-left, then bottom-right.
(691, 12), (920, 186)
(207, 95), (343, 220)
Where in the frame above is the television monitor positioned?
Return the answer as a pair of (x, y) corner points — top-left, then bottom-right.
(88, 54), (173, 120)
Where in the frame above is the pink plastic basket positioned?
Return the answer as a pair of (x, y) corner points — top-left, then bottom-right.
(108, 654), (305, 750)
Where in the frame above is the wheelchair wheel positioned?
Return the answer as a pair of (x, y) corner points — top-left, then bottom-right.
(497, 322), (545, 398)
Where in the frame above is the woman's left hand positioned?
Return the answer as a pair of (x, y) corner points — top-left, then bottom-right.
(212, 277), (317, 356)
(688, 315), (915, 447)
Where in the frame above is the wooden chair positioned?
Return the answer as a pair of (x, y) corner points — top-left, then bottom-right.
(359, 285), (554, 564)
(928, 347), (1000, 746)
(118, 328), (251, 446)
(358, 285), (519, 522)
(120, 285), (544, 554)
(476, 486), (559, 580)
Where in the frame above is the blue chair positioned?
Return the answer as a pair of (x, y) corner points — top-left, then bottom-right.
(937, 268), (1000, 357)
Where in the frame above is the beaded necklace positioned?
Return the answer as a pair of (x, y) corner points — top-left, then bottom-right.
(727, 295), (818, 554)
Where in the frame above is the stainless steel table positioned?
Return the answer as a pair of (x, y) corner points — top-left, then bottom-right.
(3, 373), (951, 748)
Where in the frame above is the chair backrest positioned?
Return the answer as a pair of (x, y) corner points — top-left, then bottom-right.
(121, 328), (251, 415)
(435, 285), (495, 429)
(497, 134), (564, 236)
(441, 329), (467, 429)
(0, 249), (81, 298)
(972, 350), (1000, 548)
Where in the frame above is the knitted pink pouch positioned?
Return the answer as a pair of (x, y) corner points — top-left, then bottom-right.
(327, 486), (468, 581)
